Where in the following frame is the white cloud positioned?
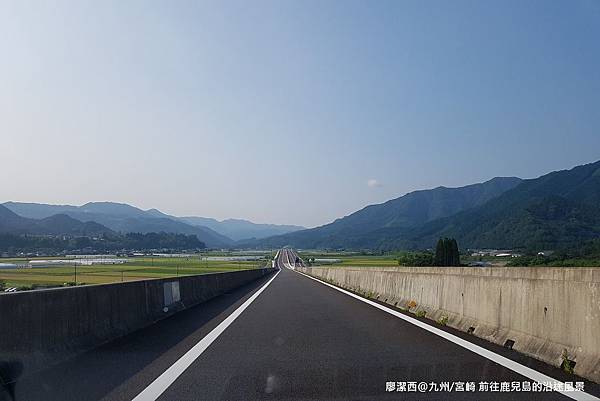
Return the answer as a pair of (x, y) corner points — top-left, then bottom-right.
(367, 179), (382, 188)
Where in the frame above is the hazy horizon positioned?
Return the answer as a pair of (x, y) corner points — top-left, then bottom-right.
(1, 198), (307, 227)
(2, 1), (600, 227)
(4, 158), (598, 228)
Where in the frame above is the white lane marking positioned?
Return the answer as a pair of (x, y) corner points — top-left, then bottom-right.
(295, 270), (599, 401)
(132, 270), (280, 401)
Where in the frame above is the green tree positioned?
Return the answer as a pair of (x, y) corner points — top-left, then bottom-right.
(398, 251), (434, 267)
(434, 237), (461, 266)
(450, 238), (460, 266)
(435, 238), (444, 266)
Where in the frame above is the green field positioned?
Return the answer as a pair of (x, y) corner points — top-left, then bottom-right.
(0, 256), (269, 289)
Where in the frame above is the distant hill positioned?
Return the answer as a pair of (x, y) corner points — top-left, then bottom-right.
(2, 201), (303, 247)
(0, 205), (113, 236)
(3, 201), (303, 244)
(78, 201), (151, 218)
(402, 160), (600, 250)
(10, 159), (599, 252)
(249, 160), (600, 251)
(2, 202), (232, 248)
(246, 176), (522, 249)
(179, 216), (305, 241)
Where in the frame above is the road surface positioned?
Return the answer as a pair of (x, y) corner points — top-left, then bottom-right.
(4, 249), (599, 401)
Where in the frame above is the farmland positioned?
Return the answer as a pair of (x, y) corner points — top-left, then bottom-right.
(0, 254), (271, 290)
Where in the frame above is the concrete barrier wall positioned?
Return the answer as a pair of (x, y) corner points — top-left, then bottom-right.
(298, 265), (600, 383)
(0, 268), (275, 382)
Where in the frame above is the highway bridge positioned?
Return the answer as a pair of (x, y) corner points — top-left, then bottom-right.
(5, 249), (599, 401)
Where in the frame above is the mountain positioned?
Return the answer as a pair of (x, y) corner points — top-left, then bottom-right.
(249, 160), (600, 251)
(78, 201), (151, 218)
(179, 216), (305, 241)
(402, 160), (600, 250)
(0, 202), (80, 219)
(2, 202), (232, 248)
(245, 176), (522, 249)
(3, 201), (138, 220)
(3, 202), (304, 243)
(0, 205), (113, 236)
(11, 160), (598, 251)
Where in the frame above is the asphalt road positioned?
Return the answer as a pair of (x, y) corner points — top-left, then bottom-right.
(5, 249), (599, 401)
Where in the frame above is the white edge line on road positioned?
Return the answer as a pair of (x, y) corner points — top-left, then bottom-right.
(295, 269), (599, 401)
(131, 269), (280, 401)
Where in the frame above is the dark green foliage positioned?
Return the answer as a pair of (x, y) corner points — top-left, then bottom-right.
(506, 238), (600, 267)
(0, 232), (205, 254)
(434, 238), (461, 266)
(120, 232), (205, 250)
(397, 251), (434, 266)
(434, 239), (444, 266)
(561, 350), (575, 374)
(450, 239), (460, 266)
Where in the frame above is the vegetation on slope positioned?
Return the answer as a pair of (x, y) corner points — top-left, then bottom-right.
(0, 232), (205, 254)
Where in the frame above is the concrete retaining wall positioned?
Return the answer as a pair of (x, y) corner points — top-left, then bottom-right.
(0, 268), (274, 382)
(298, 265), (600, 383)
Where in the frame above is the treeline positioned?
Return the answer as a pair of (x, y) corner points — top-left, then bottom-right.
(398, 237), (461, 267)
(117, 232), (205, 250)
(396, 237), (600, 268)
(0, 232), (205, 254)
(397, 251), (434, 267)
(507, 238), (600, 267)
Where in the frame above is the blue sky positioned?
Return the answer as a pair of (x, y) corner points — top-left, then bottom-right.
(1, 0), (599, 227)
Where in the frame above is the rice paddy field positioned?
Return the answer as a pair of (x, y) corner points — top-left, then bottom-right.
(0, 254), (270, 290)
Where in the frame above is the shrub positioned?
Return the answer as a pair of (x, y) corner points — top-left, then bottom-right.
(561, 350), (575, 374)
(398, 252), (434, 266)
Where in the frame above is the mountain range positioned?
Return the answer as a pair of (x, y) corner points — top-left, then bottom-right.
(1, 202), (304, 248)
(0, 205), (113, 237)
(243, 160), (600, 251)
(178, 216), (304, 241)
(402, 160), (600, 250)
(4, 160), (600, 251)
(242, 176), (522, 249)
